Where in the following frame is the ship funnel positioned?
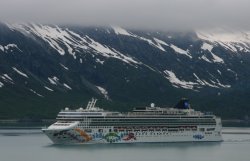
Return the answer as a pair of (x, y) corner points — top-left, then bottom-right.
(174, 98), (190, 109)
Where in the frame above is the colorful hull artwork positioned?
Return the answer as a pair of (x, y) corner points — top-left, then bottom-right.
(123, 133), (136, 141)
(51, 129), (137, 143)
(75, 128), (92, 141)
(75, 128), (136, 143)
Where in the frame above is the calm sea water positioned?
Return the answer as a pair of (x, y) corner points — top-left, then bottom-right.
(0, 128), (249, 161)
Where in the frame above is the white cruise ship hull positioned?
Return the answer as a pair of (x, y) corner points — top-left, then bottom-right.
(42, 127), (222, 144)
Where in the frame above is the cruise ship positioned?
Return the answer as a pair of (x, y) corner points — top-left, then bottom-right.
(42, 98), (222, 144)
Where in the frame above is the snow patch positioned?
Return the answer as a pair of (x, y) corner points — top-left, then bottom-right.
(112, 26), (169, 52)
(12, 67), (28, 78)
(153, 38), (169, 46)
(197, 29), (250, 53)
(193, 73), (218, 88)
(60, 63), (69, 70)
(1, 74), (14, 84)
(217, 70), (222, 75)
(29, 89), (44, 97)
(193, 73), (230, 88)
(164, 70), (197, 90)
(0, 45), (4, 51)
(86, 36), (139, 64)
(201, 43), (224, 63)
(193, 73), (205, 86)
(44, 86), (54, 91)
(0, 44), (22, 53)
(138, 36), (166, 52)
(216, 79), (231, 88)
(112, 26), (134, 37)
(164, 71), (231, 90)
(211, 53), (224, 63)
(0, 81), (4, 88)
(7, 24), (142, 66)
(63, 83), (72, 90)
(3, 74), (13, 81)
(201, 43), (213, 52)
(170, 44), (192, 58)
(202, 80), (220, 88)
(227, 68), (238, 80)
(96, 86), (110, 100)
(96, 58), (104, 64)
(8, 23), (89, 57)
(48, 76), (59, 85)
(200, 55), (212, 63)
(153, 38), (169, 51)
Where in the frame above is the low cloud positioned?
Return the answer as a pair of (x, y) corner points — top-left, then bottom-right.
(0, 0), (249, 30)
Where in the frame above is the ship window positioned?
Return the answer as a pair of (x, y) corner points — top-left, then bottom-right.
(207, 128), (215, 131)
(85, 129), (92, 133)
(199, 128), (205, 132)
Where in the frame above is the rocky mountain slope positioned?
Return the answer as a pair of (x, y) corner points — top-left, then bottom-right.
(1, 23), (250, 119)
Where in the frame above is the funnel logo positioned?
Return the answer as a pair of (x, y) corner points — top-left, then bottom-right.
(184, 102), (189, 109)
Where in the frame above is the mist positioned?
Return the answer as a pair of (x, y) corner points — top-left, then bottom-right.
(0, 0), (249, 30)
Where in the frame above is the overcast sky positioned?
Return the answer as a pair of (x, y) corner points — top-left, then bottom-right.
(0, 0), (249, 30)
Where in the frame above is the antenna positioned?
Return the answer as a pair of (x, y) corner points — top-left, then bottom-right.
(86, 98), (97, 110)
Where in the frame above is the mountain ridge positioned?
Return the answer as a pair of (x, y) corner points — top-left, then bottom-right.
(1, 22), (250, 119)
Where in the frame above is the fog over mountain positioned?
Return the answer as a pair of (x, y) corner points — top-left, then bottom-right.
(0, 0), (250, 30)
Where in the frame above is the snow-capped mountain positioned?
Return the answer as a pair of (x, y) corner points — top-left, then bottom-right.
(1, 23), (250, 119)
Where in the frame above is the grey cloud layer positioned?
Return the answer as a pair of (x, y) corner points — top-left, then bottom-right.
(0, 0), (249, 30)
